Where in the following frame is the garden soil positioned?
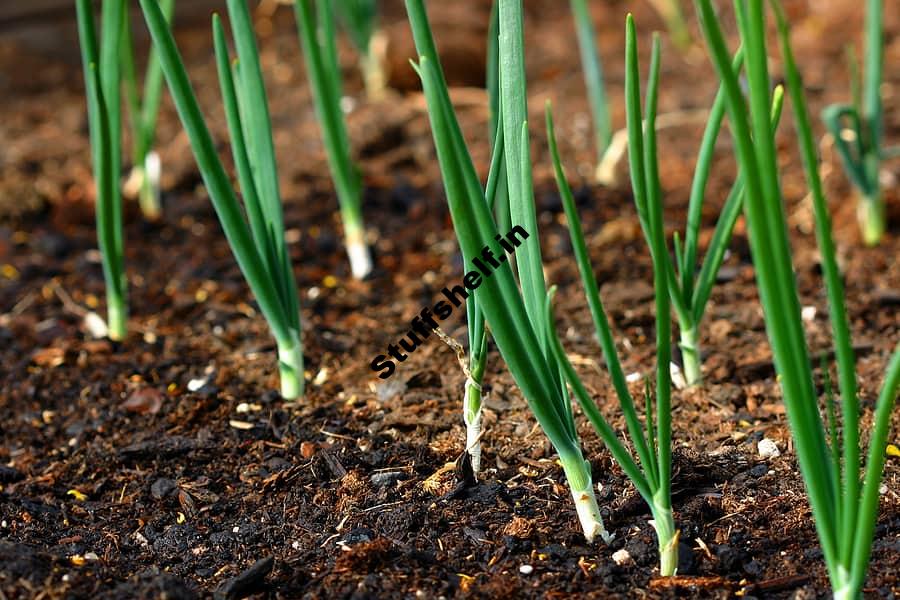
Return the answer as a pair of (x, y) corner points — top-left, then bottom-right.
(1, 0), (898, 597)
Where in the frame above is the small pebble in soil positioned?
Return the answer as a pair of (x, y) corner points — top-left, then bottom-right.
(538, 544), (568, 560)
(612, 548), (632, 566)
(338, 527), (374, 548)
(214, 555), (274, 600)
(757, 438), (781, 459)
(370, 471), (405, 487)
(83, 312), (108, 338)
(519, 564), (533, 575)
(151, 478), (177, 499)
(677, 541), (698, 575)
(187, 377), (209, 392)
(716, 265), (739, 283)
(749, 464), (768, 478)
(743, 559), (763, 577)
(376, 378), (406, 401)
(803, 547), (823, 561)
(714, 544), (747, 573)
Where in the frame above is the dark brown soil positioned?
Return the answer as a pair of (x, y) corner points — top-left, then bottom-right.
(1, 1), (899, 598)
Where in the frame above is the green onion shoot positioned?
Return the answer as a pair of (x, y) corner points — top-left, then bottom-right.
(696, 1), (900, 595)
(333, 0), (387, 101)
(120, 0), (174, 221)
(821, 0), (897, 246)
(140, 0), (305, 399)
(294, 0), (373, 280)
(407, 0), (613, 543)
(76, 0), (128, 341)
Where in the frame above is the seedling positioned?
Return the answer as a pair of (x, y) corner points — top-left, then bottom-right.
(696, 1), (900, 596)
(569, 0), (612, 168)
(452, 0), (518, 475)
(295, 0), (373, 280)
(407, 0), (612, 543)
(333, 0), (386, 101)
(120, 0), (174, 221)
(75, 0), (128, 341)
(667, 51), (786, 386)
(457, 129), (510, 476)
(821, 0), (897, 246)
(140, 0), (304, 399)
(544, 20), (677, 572)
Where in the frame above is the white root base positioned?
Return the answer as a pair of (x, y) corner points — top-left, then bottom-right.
(464, 403), (483, 476)
(571, 486), (613, 544)
(277, 337), (304, 400)
(347, 239), (373, 280)
(145, 151), (161, 201)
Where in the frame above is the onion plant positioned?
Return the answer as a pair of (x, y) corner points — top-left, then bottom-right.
(120, 0), (174, 221)
(294, 0), (372, 280)
(666, 51), (787, 386)
(544, 21), (678, 572)
(140, 0), (304, 399)
(333, 0), (386, 101)
(821, 0), (897, 246)
(543, 17), (786, 571)
(406, 0), (613, 543)
(649, 0), (692, 50)
(460, 129), (509, 476)
(454, 0), (515, 476)
(569, 0), (612, 169)
(76, 0), (128, 341)
(696, 1), (900, 596)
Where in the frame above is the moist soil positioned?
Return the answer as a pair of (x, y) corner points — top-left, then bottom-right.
(1, 1), (899, 598)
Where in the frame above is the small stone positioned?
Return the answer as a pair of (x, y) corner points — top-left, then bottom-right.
(337, 528), (374, 548)
(83, 312), (108, 339)
(122, 388), (164, 415)
(801, 306), (816, 322)
(757, 438), (781, 459)
(519, 564), (533, 575)
(376, 378), (406, 402)
(370, 471), (405, 487)
(749, 464), (768, 478)
(612, 548), (632, 566)
(151, 478), (177, 499)
(214, 555), (274, 600)
(743, 558), (763, 577)
(187, 377), (208, 392)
